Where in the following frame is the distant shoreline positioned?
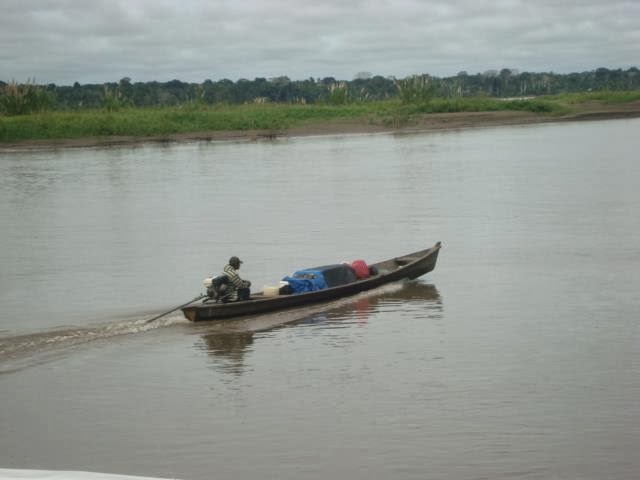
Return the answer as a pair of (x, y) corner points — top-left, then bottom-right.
(2, 101), (639, 152)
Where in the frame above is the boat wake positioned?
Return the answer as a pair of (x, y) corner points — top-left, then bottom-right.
(0, 280), (440, 374)
(0, 309), (189, 374)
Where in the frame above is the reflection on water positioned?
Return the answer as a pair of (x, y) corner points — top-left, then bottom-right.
(200, 331), (255, 376)
(297, 281), (442, 326)
(197, 281), (441, 375)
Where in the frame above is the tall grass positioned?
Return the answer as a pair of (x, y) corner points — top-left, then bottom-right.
(1, 92), (637, 143)
(102, 85), (131, 111)
(395, 75), (435, 106)
(0, 80), (53, 115)
(327, 82), (350, 105)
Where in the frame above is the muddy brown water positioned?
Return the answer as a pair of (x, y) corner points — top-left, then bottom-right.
(1, 119), (639, 479)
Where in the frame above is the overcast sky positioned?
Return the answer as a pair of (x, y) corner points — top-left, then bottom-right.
(1, 0), (638, 85)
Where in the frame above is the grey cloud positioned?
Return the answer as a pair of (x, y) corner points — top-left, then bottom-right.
(1, 0), (638, 85)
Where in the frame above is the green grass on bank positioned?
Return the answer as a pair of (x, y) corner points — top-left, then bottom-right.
(0, 103), (391, 143)
(550, 90), (640, 104)
(407, 97), (565, 115)
(1, 92), (638, 143)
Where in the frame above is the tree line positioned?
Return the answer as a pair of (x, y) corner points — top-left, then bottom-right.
(1, 67), (639, 114)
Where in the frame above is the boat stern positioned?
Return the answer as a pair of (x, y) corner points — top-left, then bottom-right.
(182, 307), (198, 322)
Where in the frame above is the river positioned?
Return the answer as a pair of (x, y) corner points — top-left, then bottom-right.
(1, 119), (639, 479)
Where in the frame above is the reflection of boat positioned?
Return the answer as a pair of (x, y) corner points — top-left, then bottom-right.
(338, 281), (441, 313)
(182, 242), (442, 322)
(367, 281), (441, 303)
(298, 281), (442, 324)
(197, 282), (441, 370)
(198, 331), (254, 375)
(199, 331), (254, 372)
(201, 331), (254, 359)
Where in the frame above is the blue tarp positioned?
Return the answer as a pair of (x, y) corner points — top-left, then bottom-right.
(282, 269), (329, 293)
(282, 264), (359, 294)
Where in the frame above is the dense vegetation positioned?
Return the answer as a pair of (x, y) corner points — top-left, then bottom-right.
(4, 91), (640, 144)
(1, 67), (638, 114)
(1, 68), (639, 143)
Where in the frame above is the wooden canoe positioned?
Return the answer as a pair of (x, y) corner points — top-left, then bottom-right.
(182, 242), (442, 322)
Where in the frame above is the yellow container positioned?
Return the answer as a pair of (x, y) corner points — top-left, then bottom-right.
(263, 285), (280, 297)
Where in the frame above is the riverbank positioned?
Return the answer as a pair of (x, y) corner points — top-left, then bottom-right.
(2, 99), (639, 152)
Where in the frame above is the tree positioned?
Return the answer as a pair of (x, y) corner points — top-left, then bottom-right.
(354, 71), (372, 80)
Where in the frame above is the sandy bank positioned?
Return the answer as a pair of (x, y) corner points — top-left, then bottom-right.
(2, 102), (639, 152)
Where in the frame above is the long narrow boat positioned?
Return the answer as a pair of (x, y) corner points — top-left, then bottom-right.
(182, 242), (442, 322)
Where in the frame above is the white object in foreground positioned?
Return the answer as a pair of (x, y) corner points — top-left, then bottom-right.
(0, 470), (179, 480)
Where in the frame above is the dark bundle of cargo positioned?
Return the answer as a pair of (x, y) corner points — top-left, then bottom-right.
(282, 263), (358, 294)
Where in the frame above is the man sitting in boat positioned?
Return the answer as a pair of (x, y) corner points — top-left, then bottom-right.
(223, 256), (251, 301)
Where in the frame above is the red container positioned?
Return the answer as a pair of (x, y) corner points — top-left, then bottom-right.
(351, 259), (370, 279)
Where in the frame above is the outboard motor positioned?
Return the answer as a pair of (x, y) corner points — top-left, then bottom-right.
(203, 275), (230, 302)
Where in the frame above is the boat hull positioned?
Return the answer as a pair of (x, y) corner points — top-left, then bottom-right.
(182, 242), (441, 322)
